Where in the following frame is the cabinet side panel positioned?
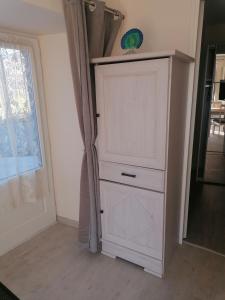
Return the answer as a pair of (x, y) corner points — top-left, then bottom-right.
(164, 58), (190, 272)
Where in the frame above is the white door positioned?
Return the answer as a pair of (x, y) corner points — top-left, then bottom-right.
(96, 59), (169, 170)
(100, 181), (164, 260)
(0, 34), (56, 255)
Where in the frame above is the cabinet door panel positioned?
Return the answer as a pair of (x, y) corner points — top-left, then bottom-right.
(96, 59), (169, 170)
(100, 181), (164, 260)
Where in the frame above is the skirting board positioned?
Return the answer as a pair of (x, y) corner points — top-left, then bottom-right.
(57, 216), (79, 228)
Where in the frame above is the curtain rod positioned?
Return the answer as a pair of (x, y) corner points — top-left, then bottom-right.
(84, 0), (125, 19)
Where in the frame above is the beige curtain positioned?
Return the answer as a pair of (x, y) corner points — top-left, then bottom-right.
(63, 0), (123, 253)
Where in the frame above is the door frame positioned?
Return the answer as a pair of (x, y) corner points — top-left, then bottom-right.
(179, 0), (205, 242)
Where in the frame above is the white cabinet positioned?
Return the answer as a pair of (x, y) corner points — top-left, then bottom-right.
(93, 51), (192, 277)
(95, 59), (169, 170)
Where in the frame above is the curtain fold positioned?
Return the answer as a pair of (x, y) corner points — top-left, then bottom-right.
(85, 0), (123, 58)
(85, 1), (105, 58)
(63, 0), (123, 253)
(103, 11), (123, 57)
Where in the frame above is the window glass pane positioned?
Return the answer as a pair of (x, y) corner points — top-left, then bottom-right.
(0, 45), (42, 181)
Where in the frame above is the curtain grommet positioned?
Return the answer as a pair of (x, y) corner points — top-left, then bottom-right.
(88, 1), (97, 12)
(114, 12), (121, 21)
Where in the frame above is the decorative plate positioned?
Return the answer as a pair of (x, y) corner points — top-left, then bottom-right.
(121, 28), (143, 50)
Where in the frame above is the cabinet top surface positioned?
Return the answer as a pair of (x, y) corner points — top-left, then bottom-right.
(91, 50), (194, 65)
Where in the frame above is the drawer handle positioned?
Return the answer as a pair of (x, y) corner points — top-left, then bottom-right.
(121, 172), (136, 178)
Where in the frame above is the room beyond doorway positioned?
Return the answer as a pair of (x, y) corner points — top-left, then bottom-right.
(186, 0), (225, 254)
(204, 53), (225, 185)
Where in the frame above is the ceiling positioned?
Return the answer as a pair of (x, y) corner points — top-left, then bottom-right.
(206, 0), (225, 25)
(0, 0), (65, 35)
(23, 0), (63, 13)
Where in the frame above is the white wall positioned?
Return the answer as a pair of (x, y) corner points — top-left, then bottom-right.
(39, 33), (83, 222)
(105, 0), (200, 57)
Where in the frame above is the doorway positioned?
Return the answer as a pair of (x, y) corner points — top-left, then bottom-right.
(186, 0), (225, 254)
(204, 52), (225, 184)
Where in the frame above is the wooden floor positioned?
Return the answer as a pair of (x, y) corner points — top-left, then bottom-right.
(186, 183), (225, 254)
(204, 153), (225, 184)
(207, 133), (224, 153)
(205, 132), (225, 184)
(0, 224), (225, 300)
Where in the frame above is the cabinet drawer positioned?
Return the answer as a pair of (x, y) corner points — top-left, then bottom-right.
(99, 161), (165, 192)
(100, 181), (164, 260)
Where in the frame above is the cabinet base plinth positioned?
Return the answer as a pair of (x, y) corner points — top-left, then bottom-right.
(144, 268), (163, 278)
(101, 250), (116, 259)
(102, 239), (163, 278)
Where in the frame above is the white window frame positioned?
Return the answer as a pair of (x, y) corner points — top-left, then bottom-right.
(0, 29), (55, 204)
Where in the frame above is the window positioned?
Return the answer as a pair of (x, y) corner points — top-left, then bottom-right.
(0, 43), (42, 182)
